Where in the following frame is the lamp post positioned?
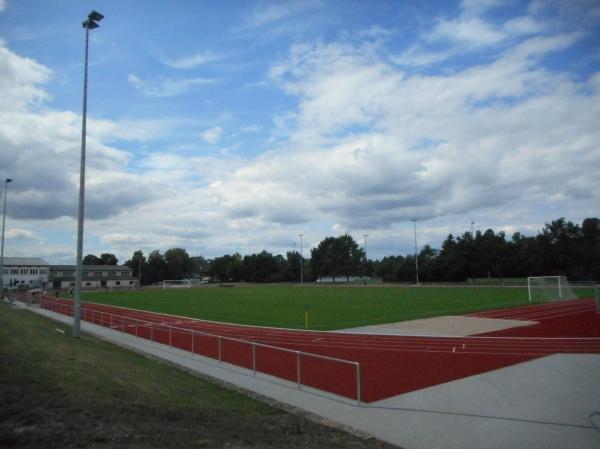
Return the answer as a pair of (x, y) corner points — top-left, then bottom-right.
(411, 219), (419, 285)
(298, 234), (304, 284)
(471, 220), (475, 236)
(74, 10), (104, 338)
(362, 234), (368, 283)
(0, 178), (13, 296)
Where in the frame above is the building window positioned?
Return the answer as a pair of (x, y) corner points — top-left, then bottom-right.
(11, 268), (18, 275)
(2, 268), (7, 275)
(116, 271), (122, 277)
(115, 281), (121, 286)
(85, 282), (91, 286)
(102, 271), (107, 277)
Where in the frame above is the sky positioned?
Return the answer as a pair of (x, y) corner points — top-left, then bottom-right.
(0, 0), (599, 264)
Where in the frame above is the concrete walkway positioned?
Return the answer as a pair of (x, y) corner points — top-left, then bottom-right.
(26, 304), (600, 449)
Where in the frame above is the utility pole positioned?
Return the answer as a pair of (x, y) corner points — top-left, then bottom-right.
(298, 234), (304, 284)
(74, 10), (104, 338)
(411, 219), (419, 285)
(362, 234), (368, 284)
(0, 178), (13, 296)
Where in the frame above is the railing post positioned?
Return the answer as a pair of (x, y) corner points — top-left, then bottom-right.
(110, 313), (113, 329)
(355, 362), (361, 405)
(135, 320), (138, 337)
(296, 351), (301, 389)
(218, 336), (222, 362)
(151, 323), (154, 342)
(252, 343), (256, 375)
(191, 331), (195, 354)
(169, 326), (172, 347)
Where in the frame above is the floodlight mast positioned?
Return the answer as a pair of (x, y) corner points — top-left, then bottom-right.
(362, 234), (368, 283)
(74, 11), (103, 338)
(411, 219), (419, 285)
(298, 234), (304, 284)
(0, 178), (13, 296)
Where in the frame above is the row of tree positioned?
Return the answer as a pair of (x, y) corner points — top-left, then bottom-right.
(111, 217), (599, 285)
(376, 218), (600, 282)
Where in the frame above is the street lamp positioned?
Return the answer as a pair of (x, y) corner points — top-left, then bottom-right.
(362, 234), (368, 283)
(298, 234), (304, 284)
(411, 219), (419, 285)
(0, 178), (13, 296)
(74, 10), (104, 338)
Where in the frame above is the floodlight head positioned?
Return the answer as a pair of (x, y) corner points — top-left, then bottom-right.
(82, 19), (100, 29)
(88, 10), (104, 22)
(5, 179), (11, 184)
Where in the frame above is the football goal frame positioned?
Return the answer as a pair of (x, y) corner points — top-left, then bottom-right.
(527, 276), (576, 302)
(162, 279), (192, 289)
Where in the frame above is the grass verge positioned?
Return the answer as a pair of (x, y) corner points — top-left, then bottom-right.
(0, 303), (395, 449)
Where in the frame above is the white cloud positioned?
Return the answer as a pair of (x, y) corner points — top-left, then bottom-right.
(6, 228), (38, 241)
(201, 126), (223, 144)
(128, 73), (215, 97)
(428, 17), (505, 46)
(0, 0), (6, 13)
(0, 41), (53, 110)
(162, 51), (219, 69)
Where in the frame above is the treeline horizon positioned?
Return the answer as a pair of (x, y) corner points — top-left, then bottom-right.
(87, 217), (599, 284)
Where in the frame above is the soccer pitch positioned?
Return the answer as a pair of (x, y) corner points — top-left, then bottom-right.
(79, 284), (573, 331)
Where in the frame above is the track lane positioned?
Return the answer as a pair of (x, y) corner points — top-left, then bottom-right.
(40, 296), (600, 402)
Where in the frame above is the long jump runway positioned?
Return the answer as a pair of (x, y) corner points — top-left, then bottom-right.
(41, 297), (600, 403)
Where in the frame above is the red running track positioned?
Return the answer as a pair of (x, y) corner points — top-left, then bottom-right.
(40, 297), (600, 403)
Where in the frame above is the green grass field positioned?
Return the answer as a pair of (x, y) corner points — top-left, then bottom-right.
(78, 284), (588, 330)
(0, 303), (393, 448)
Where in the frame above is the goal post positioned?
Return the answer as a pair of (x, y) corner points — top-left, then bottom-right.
(162, 279), (192, 289)
(527, 276), (577, 302)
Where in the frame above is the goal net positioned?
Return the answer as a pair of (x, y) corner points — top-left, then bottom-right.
(163, 279), (192, 289)
(527, 276), (577, 302)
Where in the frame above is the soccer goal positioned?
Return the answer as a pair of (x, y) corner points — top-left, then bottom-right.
(162, 279), (192, 289)
(527, 276), (577, 302)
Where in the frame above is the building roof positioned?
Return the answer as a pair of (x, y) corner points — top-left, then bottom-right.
(2, 257), (49, 266)
(50, 265), (132, 271)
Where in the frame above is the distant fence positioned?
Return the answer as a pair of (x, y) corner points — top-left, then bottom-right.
(39, 297), (361, 403)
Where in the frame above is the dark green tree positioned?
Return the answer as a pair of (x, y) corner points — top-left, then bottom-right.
(82, 254), (101, 265)
(100, 253), (118, 265)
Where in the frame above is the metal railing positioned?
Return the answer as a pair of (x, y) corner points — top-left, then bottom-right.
(40, 297), (361, 404)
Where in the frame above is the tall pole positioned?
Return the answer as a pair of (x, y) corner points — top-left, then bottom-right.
(298, 234), (303, 284)
(362, 234), (368, 283)
(471, 220), (475, 236)
(74, 11), (103, 338)
(0, 178), (13, 296)
(411, 219), (419, 285)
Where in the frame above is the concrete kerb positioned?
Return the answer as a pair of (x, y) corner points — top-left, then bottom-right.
(20, 303), (600, 449)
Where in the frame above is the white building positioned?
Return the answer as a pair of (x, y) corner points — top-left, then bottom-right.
(49, 265), (138, 290)
(1, 257), (50, 289)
